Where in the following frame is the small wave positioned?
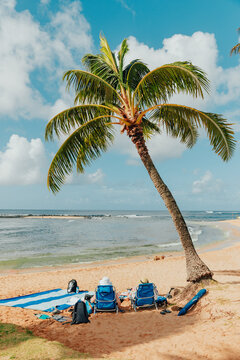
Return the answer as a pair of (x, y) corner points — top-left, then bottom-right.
(188, 226), (202, 235)
(116, 214), (151, 219)
(188, 226), (202, 243)
(206, 211), (213, 214)
(157, 241), (181, 248)
(191, 229), (202, 236)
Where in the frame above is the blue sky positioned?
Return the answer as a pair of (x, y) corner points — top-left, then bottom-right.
(1, 0), (240, 210)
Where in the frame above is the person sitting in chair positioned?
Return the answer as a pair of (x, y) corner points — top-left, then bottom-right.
(128, 278), (159, 300)
(91, 276), (123, 310)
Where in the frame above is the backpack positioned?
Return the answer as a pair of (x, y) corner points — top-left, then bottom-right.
(67, 279), (78, 293)
(71, 300), (90, 325)
(156, 296), (167, 306)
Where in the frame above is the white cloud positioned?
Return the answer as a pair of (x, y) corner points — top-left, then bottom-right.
(48, 85), (75, 120)
(87, 169), (105, 183)
(50, 1), (92, 65)
(126, 32), (217, 73)
(116, 0), (135, 16)
(192, 170), (222, 194)
(0, 135), (46, 185)
(192, 171), (212, 194)
(0, 0), (16, 10)
(0, 1), (92, 120)
(225, 108), (240, 132)
(65, 169), (105, 185)
(213, 65), (240, 105)
(125, 33), (240, 108)
(40, 0), (50, 4)
(147, 133), (186, 161)
(0, 133), (105, 187)
(112, 127), (186, 163)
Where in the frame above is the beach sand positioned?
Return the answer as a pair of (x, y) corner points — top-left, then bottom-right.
(1, 219), (240, 359)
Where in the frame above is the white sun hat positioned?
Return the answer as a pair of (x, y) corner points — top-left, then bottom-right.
(99, 276), (112, 286)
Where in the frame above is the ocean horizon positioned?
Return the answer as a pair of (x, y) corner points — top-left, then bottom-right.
(1, 209), (239, 270)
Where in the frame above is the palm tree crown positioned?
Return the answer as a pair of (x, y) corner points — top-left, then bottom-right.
(46, 35), (235, 193)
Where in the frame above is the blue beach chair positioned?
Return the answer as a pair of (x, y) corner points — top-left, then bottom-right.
(131, 283), (158, 311)
(94, 285), (118, 314)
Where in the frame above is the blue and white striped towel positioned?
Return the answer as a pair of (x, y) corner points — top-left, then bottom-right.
(0, 289), (90, 312)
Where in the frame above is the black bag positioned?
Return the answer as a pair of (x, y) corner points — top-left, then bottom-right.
(71, 300), (90, 325)
(67, 279), (77, 293)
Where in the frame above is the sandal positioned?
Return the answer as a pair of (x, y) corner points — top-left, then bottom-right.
(160, 309), (171, 315)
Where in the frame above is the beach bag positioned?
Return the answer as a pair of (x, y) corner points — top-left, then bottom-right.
(85, 300), (94, 315)
(67, 279), (78, 293)
(71, 300), (90, 324)
(156, 296), (167, 306)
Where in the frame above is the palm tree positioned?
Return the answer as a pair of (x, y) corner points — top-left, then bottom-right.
(231, 28), (240, 55)
(45, 36), (235, 282)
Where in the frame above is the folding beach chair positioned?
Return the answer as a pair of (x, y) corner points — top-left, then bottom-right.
(131, 283), (158, 311)
(94, 285), (118, 314)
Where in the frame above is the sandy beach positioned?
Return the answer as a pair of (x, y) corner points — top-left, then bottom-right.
(1, 219), (240, 359)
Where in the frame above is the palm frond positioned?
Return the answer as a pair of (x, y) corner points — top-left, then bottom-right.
(149, 106), (198, 148)
(133, 62), (210, 107)
(100, 34), (119, 74)
(63, 70), (121, 105)
(147, 104), (235, 160)
(45, 104), (115, 141)
(198, 111), (236, 161)
(82, 54), (119, 88)
(118, 39), (129, 80)
(141, 117), (161, 140)
(123, 60), (150, 90)
(230, 43), (240, 55)
(47, 118), (115, 193)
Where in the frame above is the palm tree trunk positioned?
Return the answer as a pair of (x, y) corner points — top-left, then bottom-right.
(127, 124), (213, 282)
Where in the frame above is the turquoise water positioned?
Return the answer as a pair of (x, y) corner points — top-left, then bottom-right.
(0, 210), (238, 269)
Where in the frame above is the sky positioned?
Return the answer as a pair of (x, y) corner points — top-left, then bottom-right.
(1, 0), (240, 211)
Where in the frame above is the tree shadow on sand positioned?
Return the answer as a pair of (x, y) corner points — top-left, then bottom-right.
(214, 269), (240, 276)
(28, 308), (199, 358)
(162, 346), (240, 360)
(214, 269), (240, 285)
(26, 278), (240, 359)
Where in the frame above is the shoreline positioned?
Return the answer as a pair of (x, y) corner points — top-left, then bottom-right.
(0, 238), (229, 276)
(1, 219), (239, 276)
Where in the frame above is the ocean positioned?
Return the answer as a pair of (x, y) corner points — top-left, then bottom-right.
(0, 209), (238, 269)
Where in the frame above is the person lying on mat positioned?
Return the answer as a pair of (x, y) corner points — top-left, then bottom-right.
(91, 276), (123, 309)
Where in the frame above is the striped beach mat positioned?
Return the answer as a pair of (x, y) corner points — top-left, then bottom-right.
(0, 289), (89, 312)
